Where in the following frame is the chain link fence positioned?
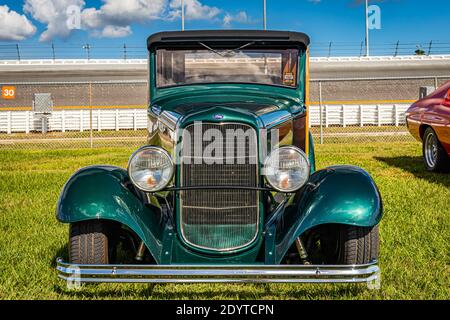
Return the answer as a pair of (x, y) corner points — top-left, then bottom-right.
(310, 76), (449, 144)
(0, 81), (148, 149)
(0, 76), (448, 149)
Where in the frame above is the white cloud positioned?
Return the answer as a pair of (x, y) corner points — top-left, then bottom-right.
(24, 0), (84, 41)
(95, 25), (132, 38)
(22, 0), (248, 40)
(23, 0), (165, 40)
(0, 5), (36, 41)
(95, 0), (166, 25)
(80, 0), (166, 38)
(169, 0), (221, 20)
(223, 11), (248, 27)
(82, 0), (221, 38)
(80, 7), (102, 29)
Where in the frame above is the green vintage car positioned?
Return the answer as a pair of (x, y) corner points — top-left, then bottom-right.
(56, 30), (382, 285)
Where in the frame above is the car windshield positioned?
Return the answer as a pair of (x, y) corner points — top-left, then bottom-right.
(155, 45), (300, 88)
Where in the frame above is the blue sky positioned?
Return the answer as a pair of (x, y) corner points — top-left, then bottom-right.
(0, 0), (448, 58)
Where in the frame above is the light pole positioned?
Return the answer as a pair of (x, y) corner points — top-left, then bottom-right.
(263, 0), (267, 30)
(365, 0), (369, 56)
(181, 0), (185, 31)
(82, 44), (91, 60)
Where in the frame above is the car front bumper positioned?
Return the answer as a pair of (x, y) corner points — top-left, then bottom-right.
(56, 258), (380, 285)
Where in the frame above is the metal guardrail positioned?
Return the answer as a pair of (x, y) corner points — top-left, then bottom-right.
(0, 80), (148, 85)
(311, 75), (450, 82)
(0, 59), (147, 65)
(311, 55), (450, 62)
(0, 55), (449, 65)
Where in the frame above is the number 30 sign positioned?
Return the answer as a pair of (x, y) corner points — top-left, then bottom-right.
(2, 86), (16, 100)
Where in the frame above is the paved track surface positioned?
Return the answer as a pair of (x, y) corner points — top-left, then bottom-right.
(1, 57), (449, 82)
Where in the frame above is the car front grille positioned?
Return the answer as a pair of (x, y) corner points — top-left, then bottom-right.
(180, 122), (259, 251)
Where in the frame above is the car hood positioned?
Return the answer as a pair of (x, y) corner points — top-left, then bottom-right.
(151, 84), (305, 129)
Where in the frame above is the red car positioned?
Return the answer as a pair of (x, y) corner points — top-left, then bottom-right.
(406, 81), (450, 172)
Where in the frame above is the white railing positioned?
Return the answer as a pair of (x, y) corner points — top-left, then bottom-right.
(310, 55), (450, 62)
(308, 104), (409, 127)
(0, 59), (147, 66)
(0, 104), (410, 134)
(0, 109), (147, 133)
(0, 55), (448, 66)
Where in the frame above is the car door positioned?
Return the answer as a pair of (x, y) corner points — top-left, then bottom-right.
(433, 88), (450, 153)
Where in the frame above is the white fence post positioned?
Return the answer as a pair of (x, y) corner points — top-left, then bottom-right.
(89, 82), (93, 148)
(97, 109), (101, 131)
(360, 105), (364, 127)
(80, 110), (84, 132)
(377, 105), (381, 127)
(115, 109), (119, 131)
(25, 111), (30, 134)
(394, 104), (399, 126)
(342, 105), (346, 128)
(61, 110), (65, 133)
(7, 111), (11, 134)
(318, 81), (323, 144)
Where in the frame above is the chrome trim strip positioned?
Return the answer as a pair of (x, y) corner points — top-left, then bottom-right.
(159, 110), (181, 131)
(182, 205), (258, 210)
(259, 110), (292, 129)
(56, 258), (380, 284)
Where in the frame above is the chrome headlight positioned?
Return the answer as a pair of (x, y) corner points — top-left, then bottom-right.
(264, 146), (310, 192)
(128, 146), (174, 192)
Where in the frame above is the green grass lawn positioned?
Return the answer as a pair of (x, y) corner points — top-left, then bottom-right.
(0, 142), (449, 300)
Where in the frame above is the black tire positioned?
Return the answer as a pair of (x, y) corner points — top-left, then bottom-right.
(321, 224), (379, 265)
(422, 127), (449, 172)
(69, 220), (110, 264)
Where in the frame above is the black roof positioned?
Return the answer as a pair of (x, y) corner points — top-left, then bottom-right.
(147, 30), (310, 50)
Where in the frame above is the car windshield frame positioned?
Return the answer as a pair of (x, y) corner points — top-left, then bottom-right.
(154, 44), (301, 89)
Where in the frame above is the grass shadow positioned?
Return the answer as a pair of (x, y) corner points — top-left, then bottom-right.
(50, 242), (367, 300)
(53, 283), (158, 299)
(51, 244), (69, 268)
(375, 156), (450, 189)
(53, 282), (367, 300)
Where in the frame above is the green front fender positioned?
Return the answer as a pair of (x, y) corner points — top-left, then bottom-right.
(270, 165), (382, 264)
(56, 166), (169, 264)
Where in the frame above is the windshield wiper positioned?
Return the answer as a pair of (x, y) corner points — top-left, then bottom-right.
(198, 41), (255, 58)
